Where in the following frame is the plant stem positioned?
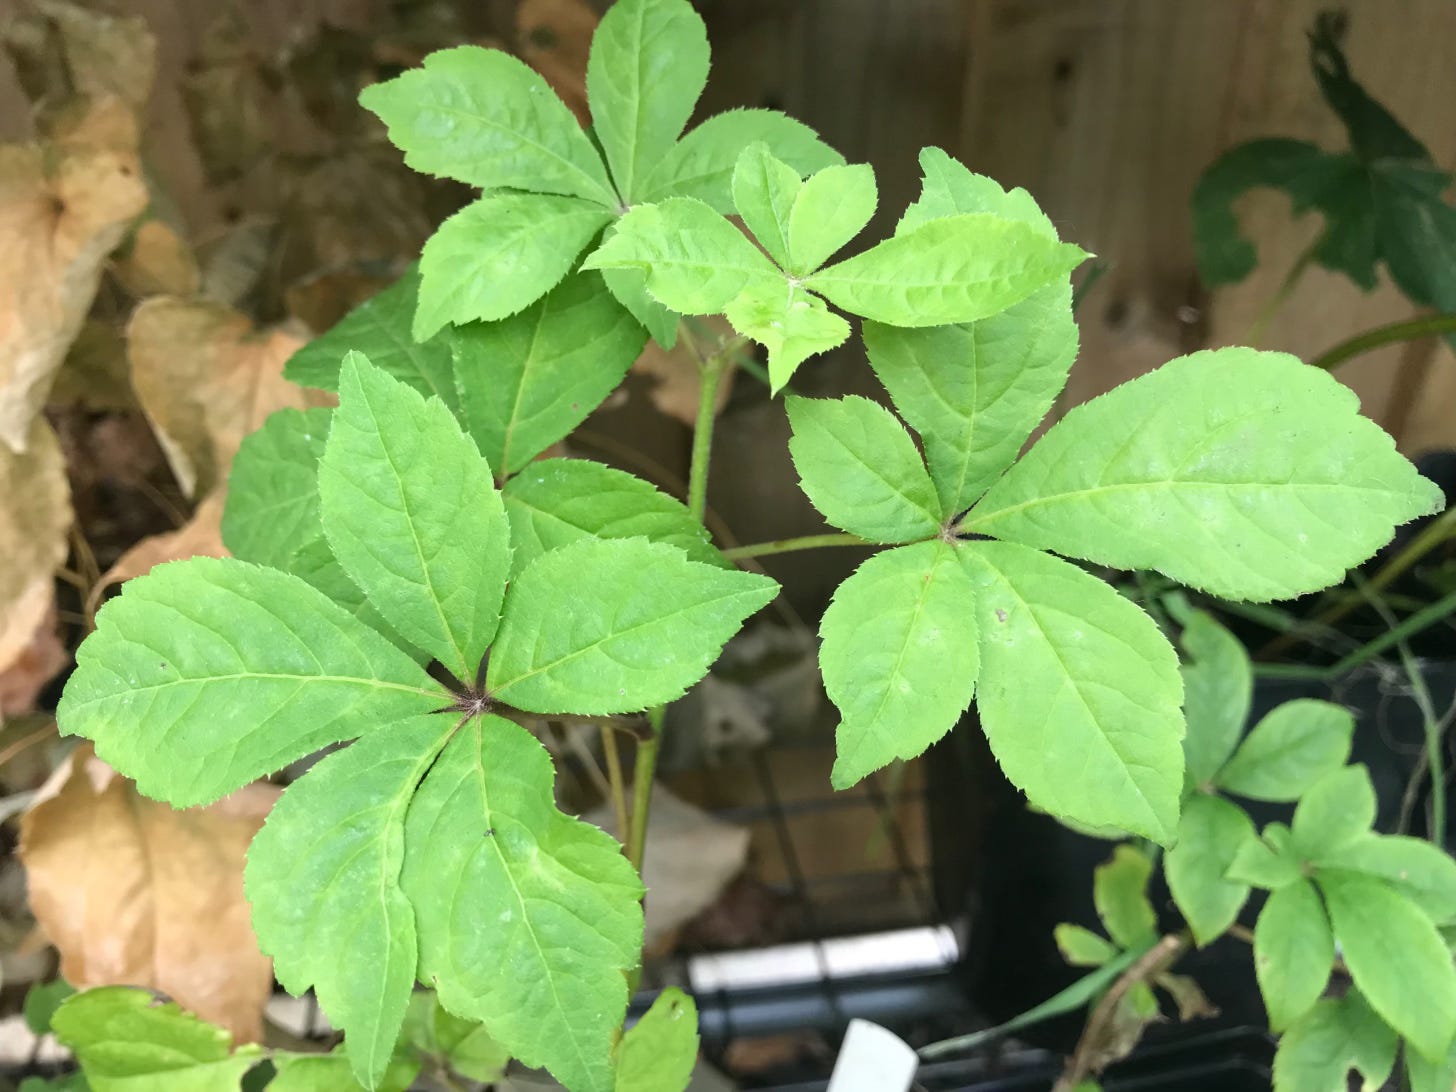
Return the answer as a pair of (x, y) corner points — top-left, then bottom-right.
(1245, 234), (1321, 347)
(686, 341), (740, 524)
(627, 707), (664, 872)
(1308, 312), (1456, 372)
(601, 724), (630, 848)
(722, 532), (871, 561)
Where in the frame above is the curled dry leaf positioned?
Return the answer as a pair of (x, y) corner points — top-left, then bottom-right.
(633, 316), (739, 426)
(113, 219), (200, 299)
(517, 0), (598, 124)
(1, 0), (156, 113)
(94, 490), (227, 604)
(0, 418), (72, 678)
(19, 745), (280, 1042)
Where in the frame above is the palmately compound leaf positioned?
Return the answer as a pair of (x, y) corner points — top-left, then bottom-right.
(283, 266), (458, 412)
(487, 537), (777, 714)
(359, 45), (615, 205)
(1217, 699), (1354, 802)
(1227, 829), (1303, 891)
(587, 0), (708, 203)
(1321, 872), (1456, 1062)
(319, 353), (510, 681)
(1291, 765), (1375, 859)
(961, 540), (1184, 843)
(613, 988), (699, 1092)
(731, 142), (802, 269)
(222, 406), (332, 570)
(503, 458), (721, 577)
(246, 718), (453, 1088)
(403, 715), (645, 1092)
(1254, 878), (1333, 1031)
(785, 395), (942, 543)
(51, 986), (264, 1091)
(1093, 845), (1158, 950)
(897, 146), (1056, 236)
(1054, 923), (1117, 967)
(599, 261), (680, 348)
(452, 272), (647, 477)
(804, 213), (1087, 327)
(820, 541), (979, 789)
(1176, 610), (1252, 788)
(57, 557), (442, 807)
(1166, 793), (1255, 946)
(582, 197), (781, 315)
(724, 280), (851, 392)
(1317, 834), (1456, 924)
(401, 992), (510, 1083)
(1272, 992), (1397, 1092)
(965, 347), (1444, 601)
(785, 162), (877, 275)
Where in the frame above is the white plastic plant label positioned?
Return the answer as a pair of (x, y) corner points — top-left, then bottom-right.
(825, 1018), (919, 1092)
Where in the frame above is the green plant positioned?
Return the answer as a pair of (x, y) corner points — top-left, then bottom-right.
(49, 0), (1446, 1089)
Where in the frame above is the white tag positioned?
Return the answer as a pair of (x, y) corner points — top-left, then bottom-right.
(825, 1019), (919, 1092)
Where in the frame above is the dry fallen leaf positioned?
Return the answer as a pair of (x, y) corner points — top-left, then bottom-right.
(0, 594), (67, 720)
(1, 0), (156, 113)
(517, 0), (598, 124)
(633, 317), (739, 427)
(114, 219), (200, 298)
(95, 490), (227, 603)
(20, 745), (280, 1043)
(47, 318), (134, 410)
(0, 418), (72, 678)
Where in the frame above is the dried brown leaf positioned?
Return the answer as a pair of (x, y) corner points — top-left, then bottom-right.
(633, 317), (738, 427)
(114, 219), (200, 298)
(517, 0), (597, 124)
(20, 745), (279, 1042)
(0, 418), (72, 677)
(0, 593), (67, 719)
(2, 0), (156, 113)
(95, 490), (227, 600)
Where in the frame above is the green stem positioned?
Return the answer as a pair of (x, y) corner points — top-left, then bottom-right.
(722, 532), (870, 561)
(627, 708), (664, 872)
(686, 342), (739, 523)
(601, 724), (630, 848)
(1308, 312), (1456, 372)
(1245, 233), (1321, 347)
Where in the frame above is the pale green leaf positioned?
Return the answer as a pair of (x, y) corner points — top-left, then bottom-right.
(222, 407), (332, 570)
(600, 263), (679, 348)
(731, 142), (802, 268)
(403, 715), (645, 1092)
(1217, 699), (1354, 802)
(1408, 1036), (1456, 1092)
(588, 0), (707, 201)
(1166, 793), (1256, 945)
(402, 993), (510, 1082)
(270, 1049), (418, 1092)
(1176, 610), (1252, 788)
(319, 353), (510, 680)
(488, 538), (777, 714)
(1054, 924), (1116, 967)
(1291, 765), (1376, 859)
(1227, 830), (1303, 890)
(246, 718), (452, 1088)
(723, 280), (850, 392)
(56, 558), (441, 806)
(804, 213), (1087, 327)
(503, 458), (721, 576)
(965, 348), (1444, 601)
(1272, 993), (1397, 1092)
(582, 197), (780, 314)
(898, 146), (1056, 236)
(358, 46), (614, 204)
(1254, 879), (1333, 1031)
(1317, 834), (1456, 924)
(640, 107), (843, 211)
(961, 540), (1184, 843)
(1094, 845), (1158, 949)
(415, 193), (613, 340)
(785, 395), (941, 543)
(452, 272), (647, 476)
(284, 538), (425, 661)
(51, 987), (262, 1092)
(23, 979), (75, 1037)
(1321, 872), (1456, 1062)
(614, 988), (699, 1092)
(820, 541), (978, 788)
(786, 162), (877, 275)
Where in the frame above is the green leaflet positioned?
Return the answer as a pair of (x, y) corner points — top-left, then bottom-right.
(1176, 610), (1252, 788)
(1227, 829), (1303, 891)
(1291, 765), (1375, 859)
(613, 988), (700, 1092)
(1093, 845), (1158, 949)
(961, 540), (1184, 843)
(283, 267), (458, 411)
(246, 718), (453, 1089)
(804, 213), (1087, 327)
(731, 142), (803, 269)
(724, 280), (850, 392)
(599, 262), (680, 348)
(451, 272), (647, 476)
(1165, 793), (1255, 946)
(1321, 872), (1456, 1062)
(785, 162), (877, 275)
(1254, 879), (1333, 1031)
(358, 45), (615, 204)
(502, 458), (721, 576)
(588, 0), (708, 203)
(1216, 700), (1354, 802)
(403, 715), (645, 1092)
(401, 992), (510, 1083)
(415, 193), (613, 339)
(222, 407), (332, 570)
(23, 979), (75, 1036)
(271, 1049), (419, 1092)
(819, 541), (979, 789)
(897, 146), (1056, 236)
(488, 537), (777, 714)
(51, 987), (263, 1092)
(319, 353), (510, 680)
(1272, 992), (1397, 1092)
(1317, 834), (1456, 924)
(785, 395), (941, 543)
(1408, 1037), (1456, 1092)
(56, 557), (441, 807)
(965, 348), (1443, 602)
(1373, 159), (1456, 318)
(1054, 924), (1117, 967)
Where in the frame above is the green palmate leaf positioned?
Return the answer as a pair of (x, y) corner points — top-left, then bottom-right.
(271, 1048), (418, 1092)
(319, 353), (510, 680)
(246, 718), (453, 1088)
(503, 458), (720, 576)
(283, 267), (458, 410)
(1166, 794), (1256, 945)
(488, 538), (777, 714)
(613, 988), (699, 1092)
(359, 46), (614, 204)
(451, 272), (647, 476)
(403, 715), (644, 1092)
(1272, 992), (1397, 1092)
(1291, 765), (1375, 859)
(583, 197), (779, 314)
(731, 142), (802, 269)
(1317, 834), (1456, 924)
(1321, 872), (1456, 1062)
(222, 407), (332, 570)
(285, 538), (422, 659)
(1216, 699), (1354, 802)
(1054, 924), (1117, 967)
(1373, 159), (1456, 318)
(51, 987), (263, 1092)
(965, 348), (1443, 602)
(1094, 845), (1158, 949)
(415, 193), (613, 339)
(1176, 611), (1252, 788)
(897, 146), (1056, 236)
(401, 993), (510, 1083)
(587, 0), (708, 203)
(599, 261), (679, 348)
(1309, 15), (1428, 163)
(1254, 879), (1333, 1031)
(640, 107), (843, 211)
(962, 540), (1183, 841)
(804, 213), (1087, 327)
(786, 162), (877, 275)
(1227, 830), (1303, 890)
(820, 541), (978, 788)
(57, 558), (441, 806)
(724, 280), (850, 392)
(785, 396), (941, 543)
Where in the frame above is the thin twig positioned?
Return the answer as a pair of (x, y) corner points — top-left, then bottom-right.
(0, 722), (57, 769)
(722, 532), (870, 561)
